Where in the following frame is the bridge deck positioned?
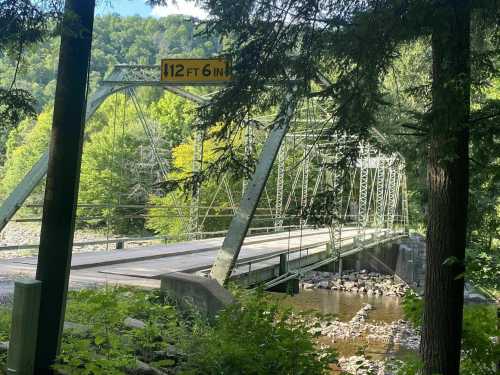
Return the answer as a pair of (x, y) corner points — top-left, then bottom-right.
(0, 227), (382, 289)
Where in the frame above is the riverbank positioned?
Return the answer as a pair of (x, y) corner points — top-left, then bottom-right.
(300, 270), (409, 297)
(310, 303), (419, 374)
(278, 270), (420, 374)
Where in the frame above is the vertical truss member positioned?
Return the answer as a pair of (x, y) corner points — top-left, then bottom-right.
(300, 145), (310, 226)
(210, 89), (298, 285)
(274, 139), (286, 230)
(242, 122), (255, 195)
(358, 143), (370, 231)
(300, 98), (314, 227)
(330, 136), (345, 255)
(188, 130), (204, 239)
(400, 161), (410, 232)
(375, 152), (386, 228)
(385, 157), (400, 229)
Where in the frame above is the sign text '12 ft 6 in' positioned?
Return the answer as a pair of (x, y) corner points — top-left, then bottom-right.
(160, 58), (231, 84)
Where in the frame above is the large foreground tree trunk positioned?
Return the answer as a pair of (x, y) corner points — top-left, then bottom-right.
(34, 0), (95, 373)
(421, 1), (471, 374)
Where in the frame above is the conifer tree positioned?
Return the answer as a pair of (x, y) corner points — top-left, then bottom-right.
(197, 1), (499, 373)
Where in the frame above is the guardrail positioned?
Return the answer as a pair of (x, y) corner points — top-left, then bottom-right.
(261, 232), (407, 290)
(0, 224), (314, 252)
(194, 229), (406, 289)
(195, 230), (406, 283)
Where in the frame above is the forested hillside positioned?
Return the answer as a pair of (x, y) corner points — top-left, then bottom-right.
(0, 14), (219, 113)
(0, 14), (220, 233)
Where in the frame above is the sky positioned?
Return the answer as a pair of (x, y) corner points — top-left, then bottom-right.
(96, 0), (208, 19)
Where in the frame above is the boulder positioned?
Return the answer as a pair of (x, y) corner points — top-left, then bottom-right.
(318, 281), (330, 289)
(344, 281), (355, 289)
(124, 317), (146, 329)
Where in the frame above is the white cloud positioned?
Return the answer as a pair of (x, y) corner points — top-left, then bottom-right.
(151, 1), (208, 19)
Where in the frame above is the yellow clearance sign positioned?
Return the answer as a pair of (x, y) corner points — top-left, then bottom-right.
(160, 58), (231, 83)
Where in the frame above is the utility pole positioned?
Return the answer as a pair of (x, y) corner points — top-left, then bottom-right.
(34, 0), (95, 372)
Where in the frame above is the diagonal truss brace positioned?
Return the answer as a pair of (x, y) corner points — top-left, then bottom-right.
(0, 65), (209, 233)
(0, 70), (128, 231)
(210, 89), (298, 285)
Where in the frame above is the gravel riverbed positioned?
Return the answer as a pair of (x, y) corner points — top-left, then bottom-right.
(297, 270), (419, 374)
(300, 270), (409, 297)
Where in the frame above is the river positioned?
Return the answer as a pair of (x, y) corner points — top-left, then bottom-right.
(276, 288), (405, 323)
(269, 274), (420, 374)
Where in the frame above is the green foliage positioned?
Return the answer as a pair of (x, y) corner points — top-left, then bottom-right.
(180, 292), (336, 375)
(77, 95), (153, 233)
(148, 91), (196, 148)
(0, 287), (332, 374)
(461, 304), (500, 375)
(387, 356), (423, 375)
(0, 307), (10, 342)
(465, 244), (500, 292)
(0, 88), (36, 162)
(0, 307), (11, 368)
(0, 108), (52, 204)
(56, 335), (135, 375)
(401, 290), (423, 327)
(402, 291), (500, 374)
(146, 126), (245, 236)
(0, 0), (59, 156)
(56, 286), (186, 374)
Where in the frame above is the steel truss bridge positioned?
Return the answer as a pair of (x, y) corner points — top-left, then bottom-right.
(0, 64), (409, 287)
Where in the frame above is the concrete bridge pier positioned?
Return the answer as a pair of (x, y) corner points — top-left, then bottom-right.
(338, 235), (425, 288)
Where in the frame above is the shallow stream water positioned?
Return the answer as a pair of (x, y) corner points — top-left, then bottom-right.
(275, 288), (405, 323)
(270, 288), (417, 370)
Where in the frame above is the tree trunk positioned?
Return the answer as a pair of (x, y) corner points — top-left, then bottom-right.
(34, 0), (95, 373)
(421, 1), (470, 374)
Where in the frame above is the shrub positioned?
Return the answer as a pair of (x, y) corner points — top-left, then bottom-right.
(401, 291), (499, 374)
(461, 304), (499, 375)
(0, 307), (11, 369)
(179, 291), (336, 375)
(401, 290), (423, 327)
(0, 287), (337, 374)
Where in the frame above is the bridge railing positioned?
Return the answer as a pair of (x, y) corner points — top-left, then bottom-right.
(193, 228), (404, 281)
(0, 224), (313, 253)
(215, 229), (408, 289)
